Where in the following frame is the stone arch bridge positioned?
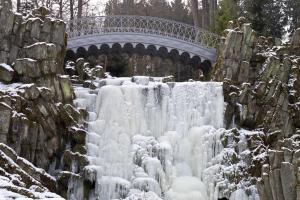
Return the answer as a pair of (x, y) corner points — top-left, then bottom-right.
(65, 15), (219, 75)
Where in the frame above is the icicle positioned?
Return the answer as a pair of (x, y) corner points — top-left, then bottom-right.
(74, 78), (228, 200)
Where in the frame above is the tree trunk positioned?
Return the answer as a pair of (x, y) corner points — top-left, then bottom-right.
(202, 0), (209, 29)
(77, 0), (83, 18)
(190, 0), (200, 27)
(59, 0), (63, 18)
(209, 0), (217, 30)
(70, 0), (74, 20)
(17, 0), (21, 11)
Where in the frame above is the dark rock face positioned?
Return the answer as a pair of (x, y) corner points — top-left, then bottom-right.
(212, 18), (300, 200)
(66, 49), (209, 82)
(256, 138), (300, 200)
(0, 0), (89, 198)
(212, 19), (299, 139)
(65, 58), (105, 85)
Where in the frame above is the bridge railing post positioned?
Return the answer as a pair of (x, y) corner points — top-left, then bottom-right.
(195, 28), (200, 44)
(120, 16), (123, 31)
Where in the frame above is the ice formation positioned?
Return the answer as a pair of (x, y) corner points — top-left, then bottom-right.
(74, 77), (253, 200)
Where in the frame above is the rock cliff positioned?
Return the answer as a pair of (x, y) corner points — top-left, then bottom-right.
(0, 0), (88, 198)
(212, 17), (300, 200)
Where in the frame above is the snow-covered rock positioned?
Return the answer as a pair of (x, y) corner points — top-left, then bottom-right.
(0, 143), (64, 199)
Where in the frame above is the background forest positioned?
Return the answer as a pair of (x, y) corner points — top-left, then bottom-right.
(14, 0), (300, 39)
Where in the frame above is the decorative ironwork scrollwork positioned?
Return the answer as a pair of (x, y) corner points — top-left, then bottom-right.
(66, 15), (220, 49)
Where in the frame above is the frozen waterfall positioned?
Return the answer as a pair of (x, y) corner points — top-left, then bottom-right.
(74, 77), (228, 200)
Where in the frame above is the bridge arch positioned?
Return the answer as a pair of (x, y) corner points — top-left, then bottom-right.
(123, 43), (134, 54)
(87, 45), (98, 56)
(66, 15), (219, 63)
(66, 43), (213, 74)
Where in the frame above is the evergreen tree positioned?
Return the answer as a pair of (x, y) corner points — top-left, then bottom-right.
(243, 0), (286, 38)
(170, 0), (192, 24)
(148, 0), (172, 19)
(286, 0), (300, 34)
(215, 0), (238, 34)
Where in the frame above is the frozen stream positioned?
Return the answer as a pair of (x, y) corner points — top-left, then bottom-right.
(74, 77), (255, 200)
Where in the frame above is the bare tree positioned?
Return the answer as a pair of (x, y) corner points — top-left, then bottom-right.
(70, 0), (74, 20)
(190, 0), (200, 27)
(202, 0), (209, 29)
(77, 0), (82, 18)
(190, 0), (218, 30)
(17, 0), (21, 11)
(209, 0), (217, 30)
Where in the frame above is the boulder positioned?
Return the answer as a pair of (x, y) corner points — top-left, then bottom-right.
(63, 150), (88, 173)
(56, 171), (73, 198)
(83, 80), (97, 89)
(19, 84), (40, 100)
(75, 58), (85, 80)
(0, 63), (14, 83)
(14, 58), (40, 78)
(70, 127), (86, 145)
(82, 166), (97, 185)
(65, 64), (76, 76)
(23, 42), (57, 60)
(91, 65), (104, 78)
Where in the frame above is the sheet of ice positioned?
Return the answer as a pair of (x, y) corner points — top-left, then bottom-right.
(73, 78), (254, 200)
(230, 189), (249, 200)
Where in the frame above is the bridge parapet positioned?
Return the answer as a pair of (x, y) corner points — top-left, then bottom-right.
(66, 15), (220, 50)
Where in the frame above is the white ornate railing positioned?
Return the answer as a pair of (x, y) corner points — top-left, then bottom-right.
(66, 15), (220, 49)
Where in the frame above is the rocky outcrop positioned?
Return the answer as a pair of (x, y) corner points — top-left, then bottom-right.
(0, 63), (14, 83)
(217, 128), (267, 198)
(65, 58), (105, 85)
(257, 137), (300, 200)
(212, 18), (298, 139)
(0, 83), (86, 169)
(212, 18), (300, 200)
(0, 0), (89, 198)
(0, 143), (63, 199)
(0, 3), (66, 69)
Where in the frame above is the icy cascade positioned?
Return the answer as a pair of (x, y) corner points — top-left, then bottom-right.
(74, 77), (225, 200)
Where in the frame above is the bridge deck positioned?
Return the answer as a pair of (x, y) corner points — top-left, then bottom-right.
(66, 15), (219, 62)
